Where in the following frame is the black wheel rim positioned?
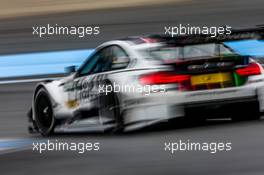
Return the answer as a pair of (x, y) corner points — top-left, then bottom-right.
(35, 93), (53, 133)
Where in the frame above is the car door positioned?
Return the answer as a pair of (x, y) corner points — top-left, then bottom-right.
(77, 45), (130, 105)
(63, 45), (130, 125)
(63, 48), (108, 114)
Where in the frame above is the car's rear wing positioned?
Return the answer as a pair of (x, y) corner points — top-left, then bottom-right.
(148, 26), (264, 46)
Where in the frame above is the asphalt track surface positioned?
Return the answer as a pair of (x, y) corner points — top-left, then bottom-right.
(1, 0), (264, 174)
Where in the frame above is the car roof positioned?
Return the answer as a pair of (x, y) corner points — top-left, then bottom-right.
(94, 26), (264, 58)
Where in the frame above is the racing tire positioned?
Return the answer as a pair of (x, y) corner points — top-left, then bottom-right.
(99, 83), (124, 133)
(34, 88), (55, 136)
(27, 108), (38, 134)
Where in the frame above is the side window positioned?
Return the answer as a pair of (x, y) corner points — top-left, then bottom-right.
(79, 45), (130, 76)
(91, 47), (112, 74)
(78, 52), (101, 76)
(111, 46), (130, 70)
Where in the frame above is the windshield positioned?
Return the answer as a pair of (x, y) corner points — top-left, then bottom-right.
(138, 43), (235, 61)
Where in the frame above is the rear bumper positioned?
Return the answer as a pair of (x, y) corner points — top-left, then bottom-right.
(184, 96), (257, 108)
(123, 84), (260, 128)
(184, 96), (258, 118)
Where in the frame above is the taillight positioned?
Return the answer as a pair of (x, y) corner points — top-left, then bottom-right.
(236, 63), (262, 77)
(139, 71), (190, 87)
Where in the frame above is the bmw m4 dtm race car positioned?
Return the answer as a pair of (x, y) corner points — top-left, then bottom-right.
(28, 27), (264, 136)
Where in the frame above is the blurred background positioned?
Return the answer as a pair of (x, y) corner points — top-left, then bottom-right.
(0, 0), (263, 54)
(1, 0), (263, 79)
(0, 0), (264, 175)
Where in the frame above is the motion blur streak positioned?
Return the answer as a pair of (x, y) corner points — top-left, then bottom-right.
(0, 139), (36, 152)
(0, 49), (93, 78)
(225, 40), (264, 56)
(0, 0), (186, 19)
(0, 40), (263, 79)
(1, 0), (264, 175)
(0, 0), (264, 54)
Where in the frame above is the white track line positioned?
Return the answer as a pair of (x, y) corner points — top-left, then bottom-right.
(0, 77), (61, 85)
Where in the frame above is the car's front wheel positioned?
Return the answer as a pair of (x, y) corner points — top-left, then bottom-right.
(34, 88), (55, 136)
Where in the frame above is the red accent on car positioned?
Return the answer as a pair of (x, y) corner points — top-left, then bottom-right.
(236, 63), (262, 77)
(139, 72), (191, 91)
(140, 38), (158, 43)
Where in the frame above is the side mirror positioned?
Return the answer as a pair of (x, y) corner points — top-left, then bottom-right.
(65, 65), (77, 75)
(111, 56), (130, 70)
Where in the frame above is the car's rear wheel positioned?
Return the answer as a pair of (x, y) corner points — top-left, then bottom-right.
(34, 88), (55, 136)
(99, 84), (123, 133)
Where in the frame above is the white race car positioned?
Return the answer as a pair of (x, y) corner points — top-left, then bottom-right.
(28, 29), (264, 136)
